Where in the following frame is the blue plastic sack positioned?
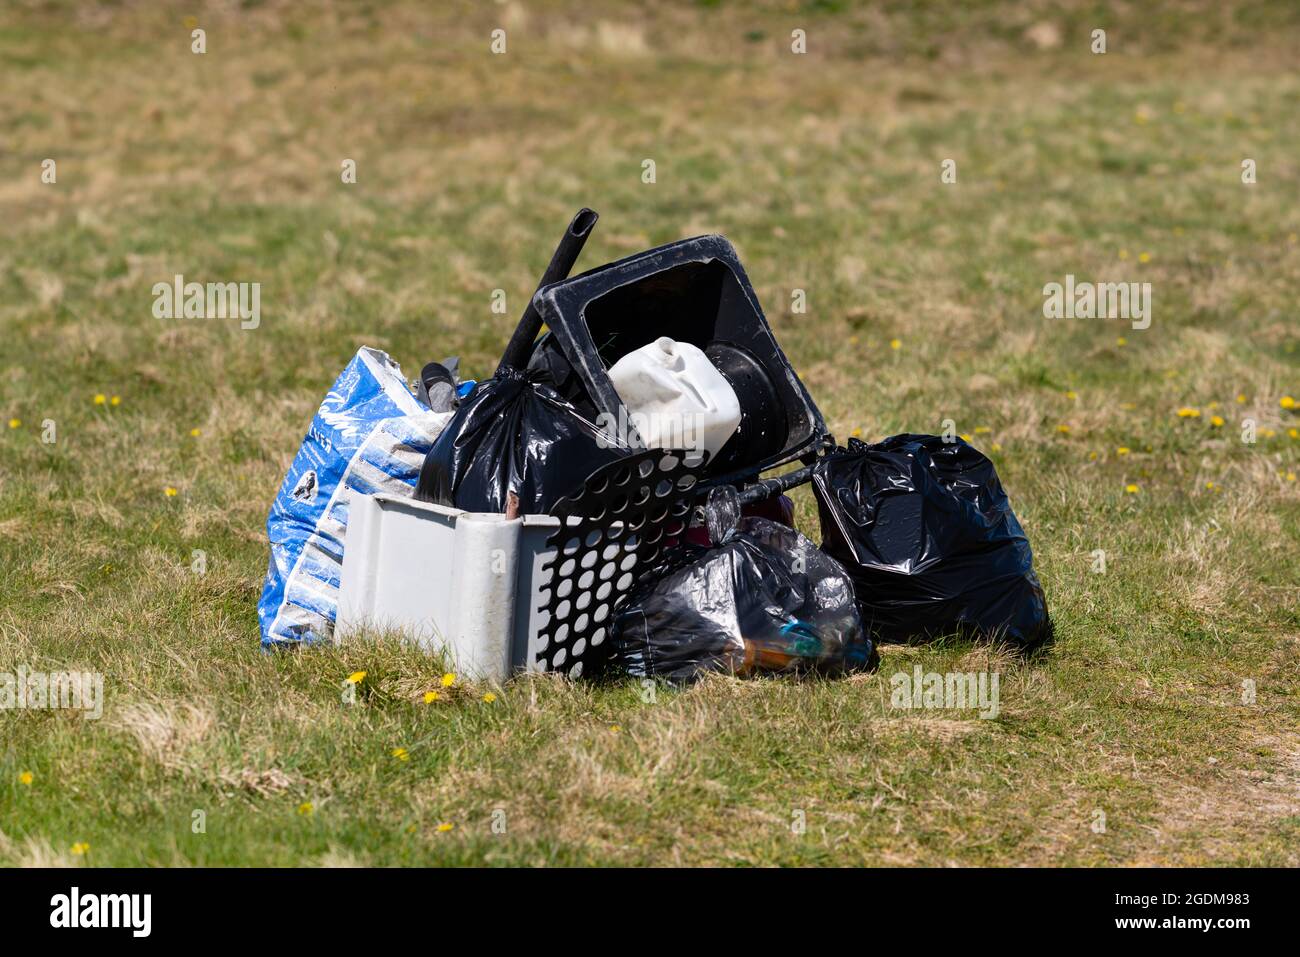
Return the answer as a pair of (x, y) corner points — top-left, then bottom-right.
(258, 347), (454, 646)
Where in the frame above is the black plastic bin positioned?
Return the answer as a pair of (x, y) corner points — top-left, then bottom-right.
(526, 235), (830, 484)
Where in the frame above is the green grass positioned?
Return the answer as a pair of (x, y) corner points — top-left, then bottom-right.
(0, 0), (1297, 866)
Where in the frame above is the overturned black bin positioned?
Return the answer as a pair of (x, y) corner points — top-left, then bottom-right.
(525, 235), (830, 483)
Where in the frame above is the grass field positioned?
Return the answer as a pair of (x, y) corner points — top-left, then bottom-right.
(1, 0), (1297, 866)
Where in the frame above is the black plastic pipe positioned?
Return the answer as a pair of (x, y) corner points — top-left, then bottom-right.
(734, 462), (817, 506)
(496, 208), (599, 375)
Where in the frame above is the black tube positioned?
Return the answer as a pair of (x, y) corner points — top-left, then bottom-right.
(734, 463), (817, 506)
(496, 208), (599, 375)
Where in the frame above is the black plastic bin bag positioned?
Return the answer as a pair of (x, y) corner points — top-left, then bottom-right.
(415, 367), (629, 515)
(611, 511), (878, 681)
(812, 435), (1050, 651)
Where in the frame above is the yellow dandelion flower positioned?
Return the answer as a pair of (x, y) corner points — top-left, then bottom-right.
(71, 842), (90, 855)
(1116, 447), (1131, 456)
(423, 690), (439, 704)
(392, 748), (409, 762)
(1120, 402), (1136, 410)
(990, 443), (1002, 453)
(889, 338), (901, 351)
(1116, 337), (1128, 347)
(974, 427), (991, 435)
(482, 692), (497, 703)
(1205, 481), (1218, 491)
(1138, 252), (1151, 264)
(1210, 415), (1224, 427)
(850, 427), (862, 438)
(1236, 394), (1248, 404)
(1125, 484), (1140, 494)
(189, 427), (201, 437)
(1088, 451), (1098, 461)
(1286, 471), (1296, 482)
(437, 823), (454, 833)
(848, 336), (859, 346)
(93, 394), (106, 405)
(7, 418), (19, 429)
(1281, 396), (1295, 410)
(1176, 407), (1200, 418)
(19, 771), (33, 785)
(1056, 424), (1071, 434)
(1289, 428), (1298, 440)
(1260, 428), (1277, 438)
(610, 724), (622, 733)
(441, 673), (456, 688)
(297, 802), (313, 816)
(164, 486), (178, 497)
(1065, 390), (1077, 400)
(346, 670), (366, 684)
(110, 395), (121, 406)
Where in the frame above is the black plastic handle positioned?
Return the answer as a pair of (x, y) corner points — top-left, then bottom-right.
(496, 208), (598, 375)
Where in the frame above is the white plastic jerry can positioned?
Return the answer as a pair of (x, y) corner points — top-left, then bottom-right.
(606, 336), (742, 460)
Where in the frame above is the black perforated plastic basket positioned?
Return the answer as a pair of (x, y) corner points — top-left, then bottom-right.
(533, 447), (707, 677)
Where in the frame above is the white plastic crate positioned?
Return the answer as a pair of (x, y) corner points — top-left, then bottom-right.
(336, 494), (562, 681)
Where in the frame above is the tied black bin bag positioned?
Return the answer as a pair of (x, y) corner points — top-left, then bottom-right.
(611, 498), (879, 681)
(813, 435), (1051, 651)
(414, 367), (629, 514)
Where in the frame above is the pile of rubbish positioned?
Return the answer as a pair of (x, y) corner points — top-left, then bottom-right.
(259, 208), (1051, 680)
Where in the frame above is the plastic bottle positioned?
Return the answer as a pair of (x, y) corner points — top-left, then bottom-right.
(607, 337), (742, 460)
